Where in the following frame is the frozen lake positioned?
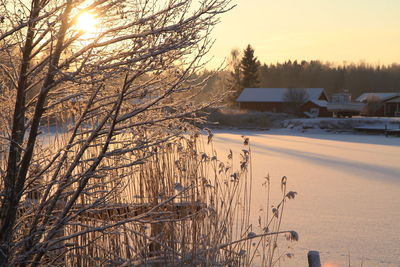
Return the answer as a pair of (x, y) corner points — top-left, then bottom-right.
(211, 129), (400, 267)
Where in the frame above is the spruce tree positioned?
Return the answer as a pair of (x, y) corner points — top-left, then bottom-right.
(240, 44), (260, 88)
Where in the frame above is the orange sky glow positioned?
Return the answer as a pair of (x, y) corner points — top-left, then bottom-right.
(208, 0), (400, 68)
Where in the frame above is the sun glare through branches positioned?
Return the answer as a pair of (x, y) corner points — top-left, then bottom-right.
(75, 11), (99, 40)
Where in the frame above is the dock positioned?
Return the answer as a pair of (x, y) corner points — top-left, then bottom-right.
(354, 124), (400, 136)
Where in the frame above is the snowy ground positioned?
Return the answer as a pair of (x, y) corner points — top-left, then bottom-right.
(282, 117), (400, 132)
(210, 129), (400, 267)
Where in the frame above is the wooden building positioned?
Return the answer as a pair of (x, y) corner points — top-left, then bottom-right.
(384, 95), (400, 116)
(236, 88), (330, 117)
(356, 93), (400, 117)
(301, 100), (332, 117)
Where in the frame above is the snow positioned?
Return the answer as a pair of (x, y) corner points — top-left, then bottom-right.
(210, 129), (400, 267)
(310, 99), (328, 107)
(283, 117), (400, 132)
(356, 93), (400, 102)
(236, 88), (325, 103)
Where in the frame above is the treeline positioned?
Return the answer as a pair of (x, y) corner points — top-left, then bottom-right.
(258, 60), (400, 97)
(195, 59), (400, 105)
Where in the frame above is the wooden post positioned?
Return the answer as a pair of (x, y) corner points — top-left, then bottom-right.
(308, 250), (321, 267)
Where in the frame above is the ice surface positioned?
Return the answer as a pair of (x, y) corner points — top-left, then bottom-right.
(211, 129), (400, 267)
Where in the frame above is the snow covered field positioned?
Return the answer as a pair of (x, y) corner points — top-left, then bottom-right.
(211, 129), (400, 267)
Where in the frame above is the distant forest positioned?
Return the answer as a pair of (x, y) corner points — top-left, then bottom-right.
(198, 60), (400, 103)
(258, 60), (400, 96)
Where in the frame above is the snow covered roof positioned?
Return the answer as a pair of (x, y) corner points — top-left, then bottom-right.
(309, 100), (328, 107)
(356, 93), (400, 102)
(236, 88), (326, 103)
(386, 96), (400, 103)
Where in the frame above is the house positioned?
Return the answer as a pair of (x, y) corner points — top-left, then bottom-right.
(236, 88), (330, 116)
(326, 92), (364, 118)
(356, 92), (400, 117)
(301, 99), (331, 117)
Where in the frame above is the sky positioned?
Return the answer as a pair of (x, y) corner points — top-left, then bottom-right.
(208, 0), (400, 68)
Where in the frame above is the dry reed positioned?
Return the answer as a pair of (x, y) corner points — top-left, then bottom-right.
(13, 122), (296, 266)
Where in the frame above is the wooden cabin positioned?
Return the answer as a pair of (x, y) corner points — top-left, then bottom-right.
(356, 92), (400, 117)
(236, 88), (330, 116)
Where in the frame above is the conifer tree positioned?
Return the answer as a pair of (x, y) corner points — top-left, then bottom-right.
(240, 44), (260, 88)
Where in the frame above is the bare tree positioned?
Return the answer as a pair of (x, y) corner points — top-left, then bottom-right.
(225, 48), (242, 105)
(283, 88), (309, 115)
(0, 1), (299, 266)
(363, 94), (382, 116)
(0, 0), (236, 265)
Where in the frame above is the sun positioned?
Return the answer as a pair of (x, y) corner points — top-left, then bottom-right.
(76, 12), (98, 33)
